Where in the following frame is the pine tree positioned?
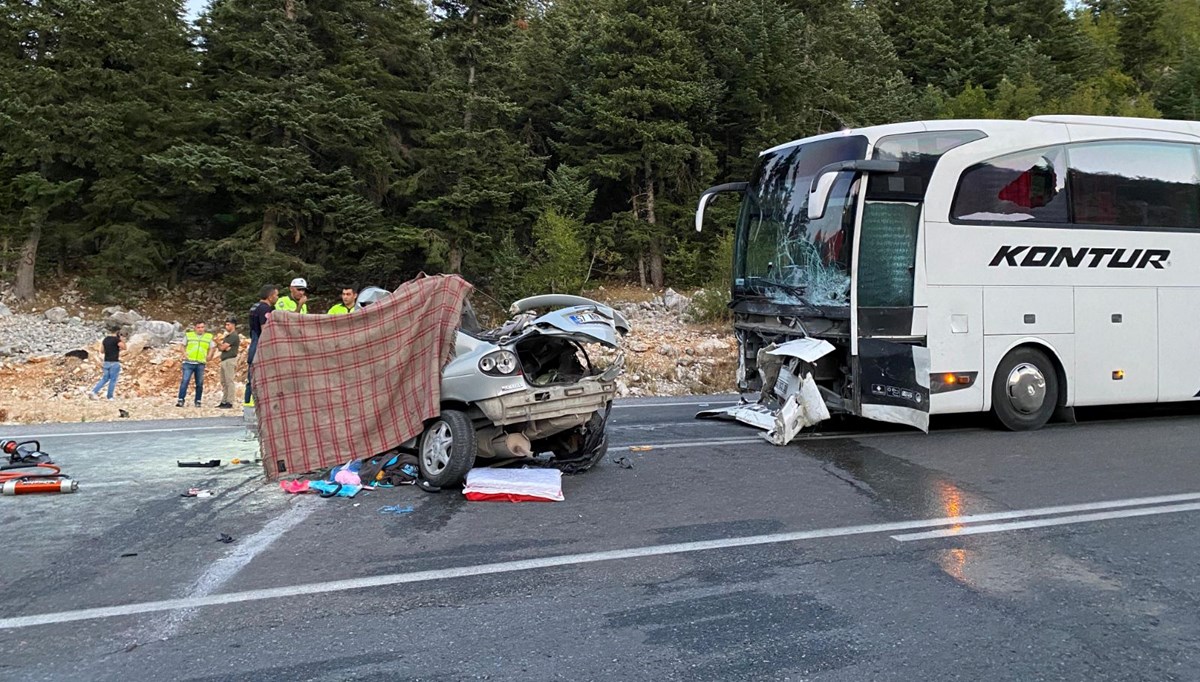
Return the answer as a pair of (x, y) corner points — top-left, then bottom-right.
(556, 0), (717, 289)
(0, 0), (198, 300)
(153, 0), (429, 294)
(408, 0), (545, 285)
(1157, 44), (1200, 119)
(870, 0), (1015, 92)
(989, 0), (1093, 78)
(1115, 0), (1167, 88)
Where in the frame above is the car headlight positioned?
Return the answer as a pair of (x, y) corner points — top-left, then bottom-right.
(479, 350), (519, 376)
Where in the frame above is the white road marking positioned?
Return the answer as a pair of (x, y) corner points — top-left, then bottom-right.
(9, 424), (242, 439)
(5, 491), (1200, 630)
(614, 436), (764, 450)
(613, 400), (733, 409)
(891, 501), (1200, 542)
(145, 497), (318, 640)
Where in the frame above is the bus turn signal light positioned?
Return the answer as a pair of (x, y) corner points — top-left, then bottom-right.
(932, 372), (978, 393)
(1113, 370), (1124, 380)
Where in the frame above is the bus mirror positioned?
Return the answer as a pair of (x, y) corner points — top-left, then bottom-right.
(695, 182), (748, 232)
(807, 160), (901, 220)
(808, 173), (839, 221)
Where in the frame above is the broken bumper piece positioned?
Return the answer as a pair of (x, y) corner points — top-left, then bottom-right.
(697, 338), (834, 445)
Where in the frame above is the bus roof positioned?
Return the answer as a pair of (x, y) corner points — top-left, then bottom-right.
(1027, 114), (1200, 137)
(760, 116), (1200, 156)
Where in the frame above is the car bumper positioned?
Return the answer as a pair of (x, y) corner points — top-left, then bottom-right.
(475, 376), (616, 427)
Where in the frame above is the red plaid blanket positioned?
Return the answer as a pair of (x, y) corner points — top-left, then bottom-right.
(255, 274), (472, 479)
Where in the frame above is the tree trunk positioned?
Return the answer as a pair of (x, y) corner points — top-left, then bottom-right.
(448, 239), (463, 273)
(644, 159), (664, 289)
(637, 253), (647, 288)
(463, 12), (479, 132)
(261, 207), (279, 254)
(1, 236), (8, 276)
(14, 222), (41, 302)
(284, 0), (295, 20)
(649, 240), (664, 289)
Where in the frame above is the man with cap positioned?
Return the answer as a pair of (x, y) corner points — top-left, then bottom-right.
(216, 317), (241, 409)
(276, 277), (309, 314)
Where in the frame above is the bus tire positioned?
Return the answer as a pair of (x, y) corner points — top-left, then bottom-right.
(991, 347), (1059, 431)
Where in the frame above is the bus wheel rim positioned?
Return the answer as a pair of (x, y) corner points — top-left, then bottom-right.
(1006, 362), (1047, 415)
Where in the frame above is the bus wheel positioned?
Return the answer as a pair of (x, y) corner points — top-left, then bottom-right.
(991, 347), (1059, 431)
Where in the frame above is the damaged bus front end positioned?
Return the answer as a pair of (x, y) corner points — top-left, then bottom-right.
(696, 126), (986, 439)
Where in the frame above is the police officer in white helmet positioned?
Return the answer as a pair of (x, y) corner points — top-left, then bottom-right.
(276, 277), (309, 314)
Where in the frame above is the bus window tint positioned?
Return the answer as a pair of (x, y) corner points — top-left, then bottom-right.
(1067, 142), (1200, 229)
(869, 130), (985, 202)
(952, 146), (1069, 223)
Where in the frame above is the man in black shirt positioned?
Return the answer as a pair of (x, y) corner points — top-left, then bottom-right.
(244, 284), (279, 406)
(90, 327), (126, 400)
(216, 317), (241, 409)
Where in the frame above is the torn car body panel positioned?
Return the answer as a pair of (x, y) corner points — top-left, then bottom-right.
(402, 294), (627, 480)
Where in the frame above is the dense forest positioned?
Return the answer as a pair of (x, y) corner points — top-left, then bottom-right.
(2, 0), (1198, 306)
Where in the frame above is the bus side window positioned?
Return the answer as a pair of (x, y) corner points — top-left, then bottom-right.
(1066, 141), (1200, 230)
(951, 146), (1069, 224)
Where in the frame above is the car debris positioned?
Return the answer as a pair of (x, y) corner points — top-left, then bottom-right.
(253, 276), (627, 488)
(697, 337), (834, 445)
(398, 292), (628, 487)
(177, 459), (220, 468)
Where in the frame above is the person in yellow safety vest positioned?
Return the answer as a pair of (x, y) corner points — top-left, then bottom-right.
(327, 286), (359, 315)
(276, 277), (309, 314)
(176, 321), (216, 408)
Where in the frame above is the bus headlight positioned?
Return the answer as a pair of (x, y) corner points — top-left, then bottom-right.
(480, 350), (519, 376)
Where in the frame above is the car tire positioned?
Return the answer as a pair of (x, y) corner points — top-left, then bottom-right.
(991, 347), (1059, 432)
(418, 409), (476, 487)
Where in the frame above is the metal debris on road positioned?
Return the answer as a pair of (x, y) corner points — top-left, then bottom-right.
(181, 488), (214, 498)
(378, 505), (414, 515)
(217, 533), (235, 544)
(614, 456), (634, 469)
(177, 459), (220, 468)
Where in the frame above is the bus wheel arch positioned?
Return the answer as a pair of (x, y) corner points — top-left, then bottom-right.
(990, 342), (1065, 431)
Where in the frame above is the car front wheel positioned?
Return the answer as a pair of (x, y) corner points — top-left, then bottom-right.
(418, 409), (476, 487)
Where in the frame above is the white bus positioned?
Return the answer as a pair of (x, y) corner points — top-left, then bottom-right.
(695, 116), (1200, 432)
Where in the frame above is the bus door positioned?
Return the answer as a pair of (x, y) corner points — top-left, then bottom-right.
(851, 192), (929, 431)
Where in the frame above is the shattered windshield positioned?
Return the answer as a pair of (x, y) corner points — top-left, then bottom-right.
(735, 135), (868, 306)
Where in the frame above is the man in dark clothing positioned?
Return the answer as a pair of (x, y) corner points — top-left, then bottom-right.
(244, 284), (279, 406)
(216, 317), (241, 409)
(90, 327), (125, 400)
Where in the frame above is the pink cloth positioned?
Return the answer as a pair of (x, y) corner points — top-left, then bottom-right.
(279, 479), (311, 494)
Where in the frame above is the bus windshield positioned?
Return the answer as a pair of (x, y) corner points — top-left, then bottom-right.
(735, 135), (868, 306)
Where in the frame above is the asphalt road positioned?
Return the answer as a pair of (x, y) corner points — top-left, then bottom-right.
(4, 398), (1200, 681)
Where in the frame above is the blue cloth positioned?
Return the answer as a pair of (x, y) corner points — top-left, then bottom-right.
(178, 361), (205, 403)
(308, 480), (362, 498)
(92, 361), (120, 399)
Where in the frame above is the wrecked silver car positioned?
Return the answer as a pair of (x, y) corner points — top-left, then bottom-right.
(403, 294), (628, 486)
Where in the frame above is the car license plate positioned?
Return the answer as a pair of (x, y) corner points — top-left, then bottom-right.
(568, 313), (604, 325)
